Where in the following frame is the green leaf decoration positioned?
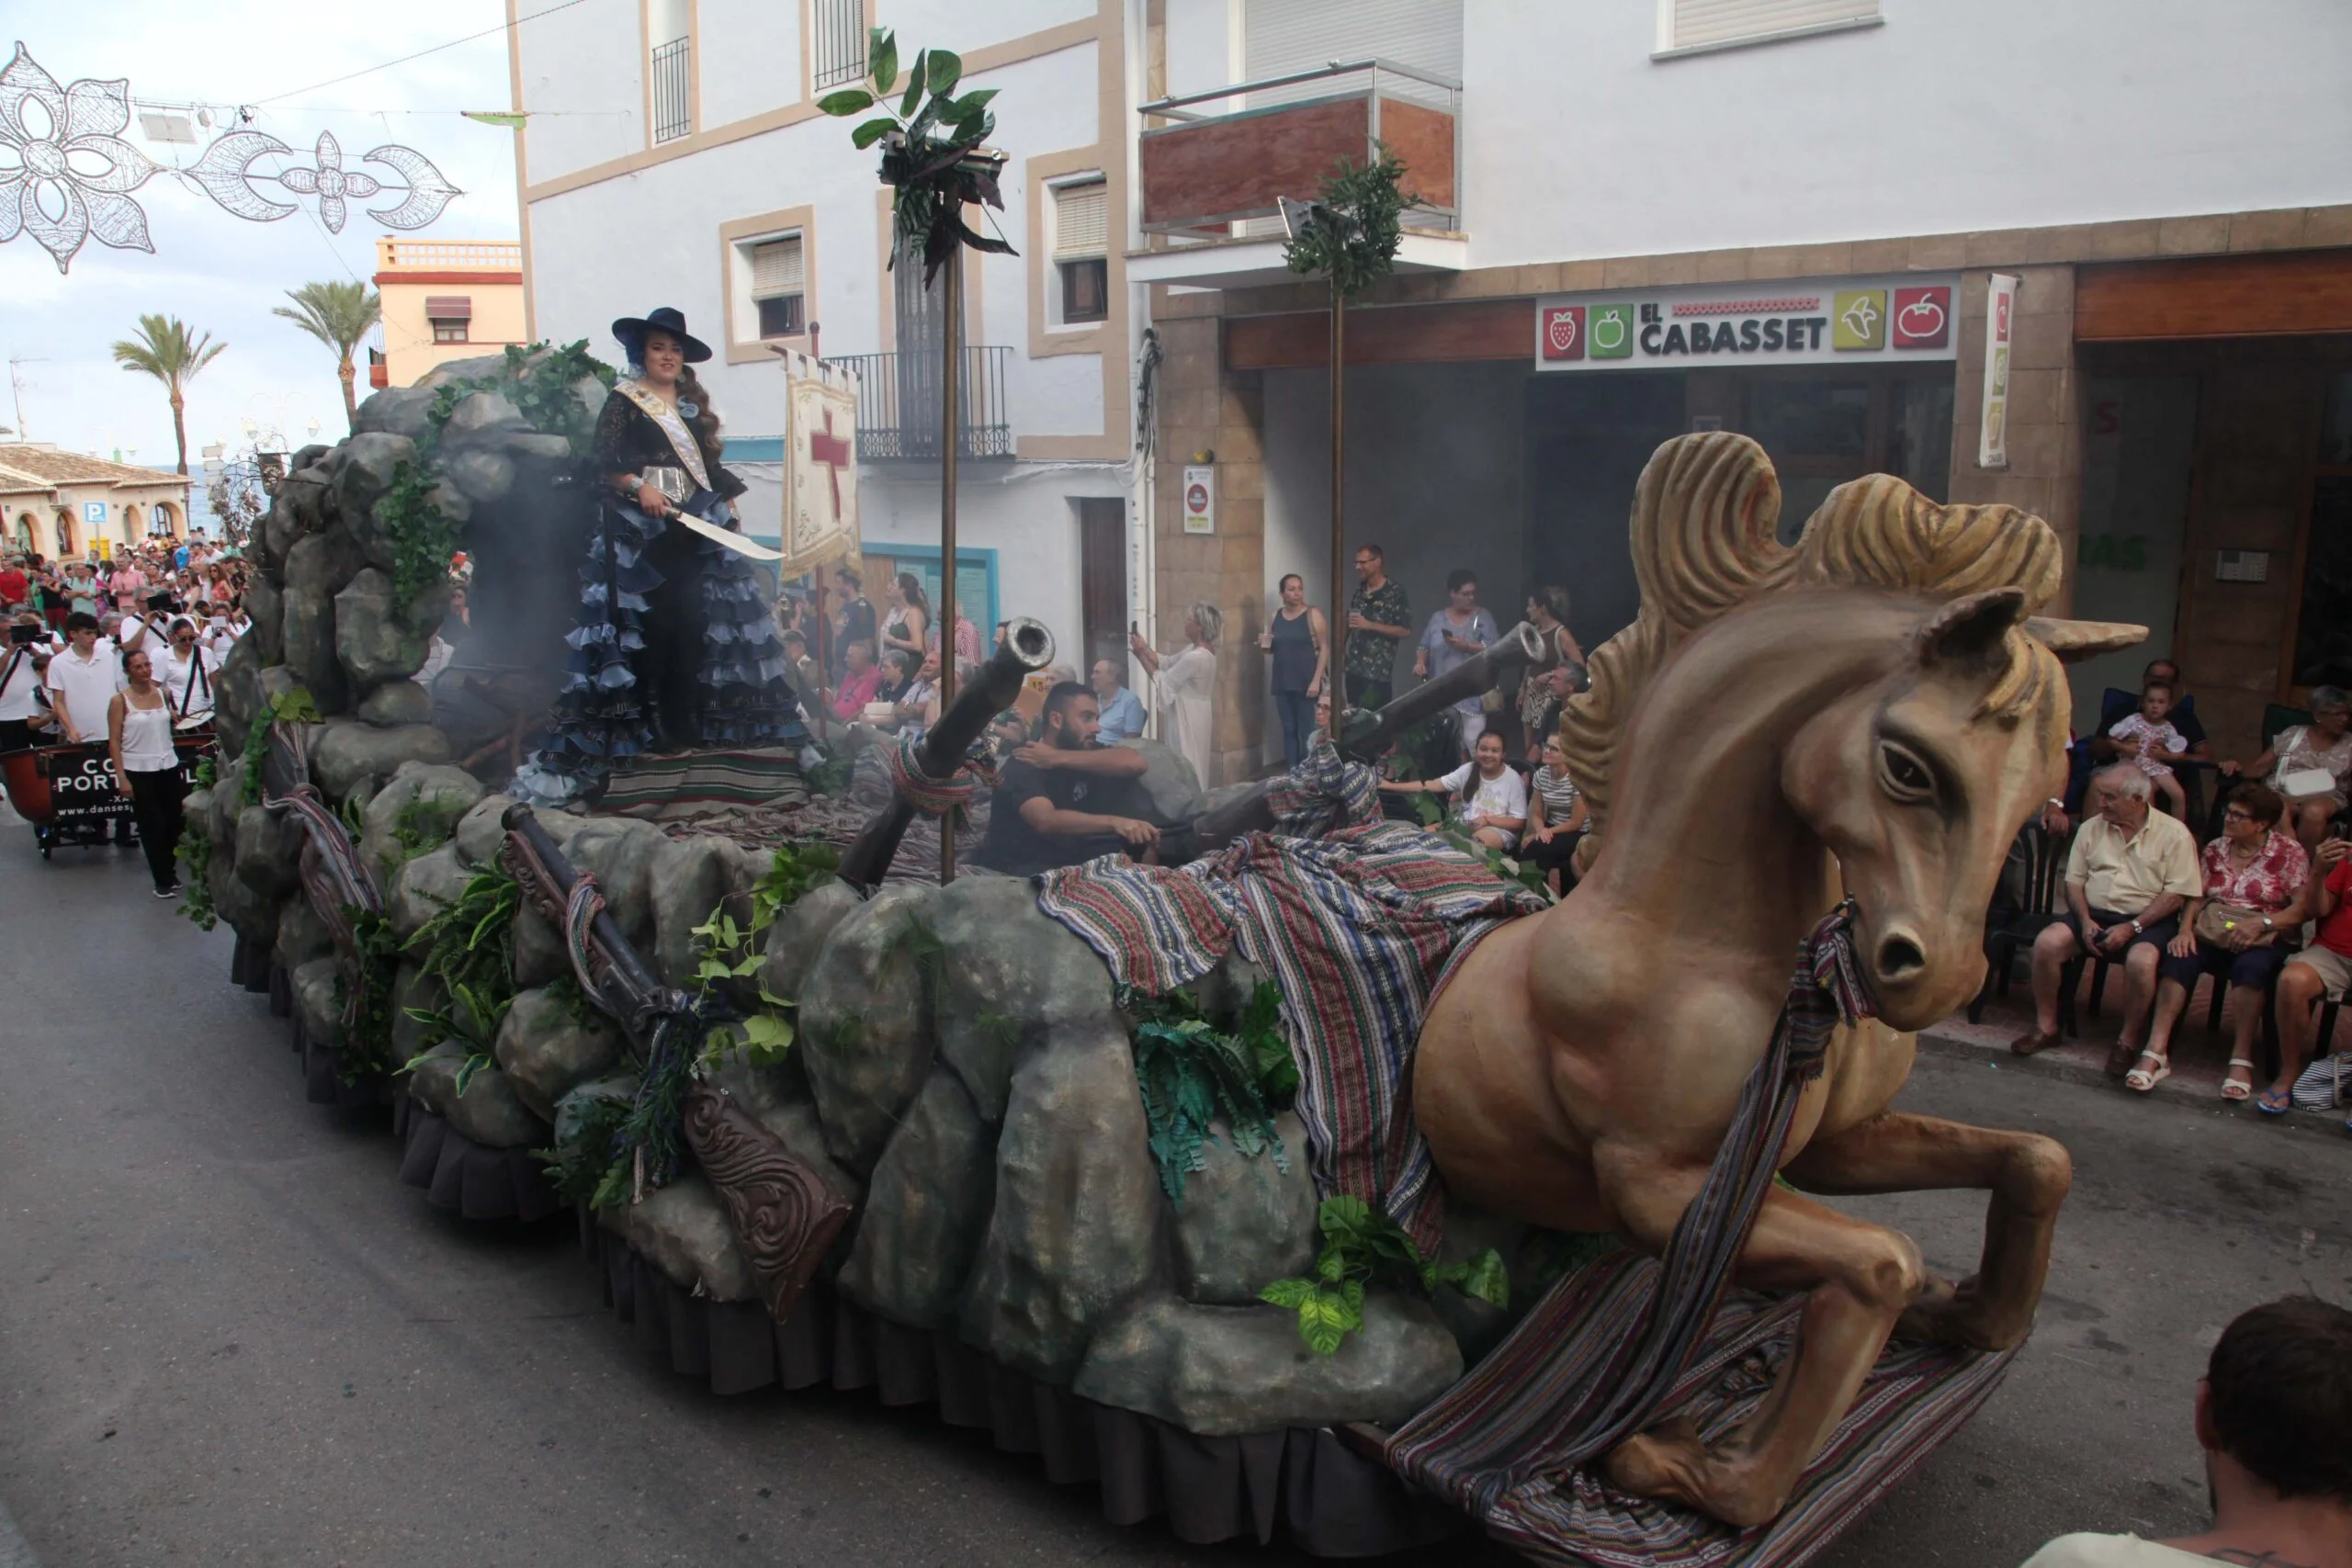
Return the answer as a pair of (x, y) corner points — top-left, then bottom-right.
(868, 28), (897, 95)
(949, 86), (998, 118)
(899, 51), (927, 118)
(819, 87), (876, 118)
(1282, 141), (1424, 299)
(925, 49), (962, 96)
(1258, 1196), (1511, 1354)
(1259, 1278), (1317, 1310)
(1295, 1283), (1362, 1356)
(851, 115), (897, 150)
(1125, 986), (1289, 1205)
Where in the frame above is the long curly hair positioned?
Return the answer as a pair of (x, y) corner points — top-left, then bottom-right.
(676, 364), (723, 457)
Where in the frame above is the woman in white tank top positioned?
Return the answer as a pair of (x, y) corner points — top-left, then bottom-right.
(108, 649), (186, 897)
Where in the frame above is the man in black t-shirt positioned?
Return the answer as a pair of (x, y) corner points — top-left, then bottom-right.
(976, 681), (1160, 875)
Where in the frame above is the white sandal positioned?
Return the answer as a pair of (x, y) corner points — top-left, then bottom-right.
(2125, 1049), (2171, 1093)
(2221, 1056), (2255, 1101)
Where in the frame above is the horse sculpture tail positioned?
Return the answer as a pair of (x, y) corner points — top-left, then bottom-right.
(1561, 432), (1790, 849)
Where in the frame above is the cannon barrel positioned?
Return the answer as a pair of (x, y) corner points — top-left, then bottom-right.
(836, 615), (1056, 892)
(501, 802), (669, 1041)
(1193, 620), (1554, 850)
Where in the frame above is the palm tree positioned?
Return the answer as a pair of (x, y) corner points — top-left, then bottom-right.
(111, 314), (226, 477)
(274, 280), (382, 433)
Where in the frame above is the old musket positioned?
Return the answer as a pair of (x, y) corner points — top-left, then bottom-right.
(1193, 618), (1556, 850)
(834, 615), (1055, 892)
(500, 804), (853, 1325)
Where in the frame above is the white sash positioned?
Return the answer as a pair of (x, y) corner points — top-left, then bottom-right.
(615, 379), (713, 493)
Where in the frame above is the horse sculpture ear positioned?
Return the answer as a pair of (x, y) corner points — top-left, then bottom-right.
(1914, 586), (2027, 668)
(2022, 616), (2151, 664)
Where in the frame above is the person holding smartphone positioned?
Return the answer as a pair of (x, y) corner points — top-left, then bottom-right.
(0, 616), (46, 751)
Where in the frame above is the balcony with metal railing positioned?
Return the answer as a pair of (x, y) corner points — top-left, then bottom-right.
(823, 347), (1015, 463)
(1132, 58), (1467, 289)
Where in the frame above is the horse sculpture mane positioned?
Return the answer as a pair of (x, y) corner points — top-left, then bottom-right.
(1563, 432), (2070, 855)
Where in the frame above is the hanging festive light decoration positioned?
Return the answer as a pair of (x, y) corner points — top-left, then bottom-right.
(0, 41), (464, 274)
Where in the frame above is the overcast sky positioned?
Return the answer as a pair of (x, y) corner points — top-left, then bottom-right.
(0, 2), (520, 466)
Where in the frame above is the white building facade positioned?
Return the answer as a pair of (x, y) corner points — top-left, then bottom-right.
(508, 0), (1147, 677)
(510, 0), (2352, 782)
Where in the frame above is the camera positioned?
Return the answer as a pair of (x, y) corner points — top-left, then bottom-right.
(8, 624), (40, 647)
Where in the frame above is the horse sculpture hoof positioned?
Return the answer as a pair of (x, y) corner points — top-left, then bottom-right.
(1603, 1417), (1783, 1529)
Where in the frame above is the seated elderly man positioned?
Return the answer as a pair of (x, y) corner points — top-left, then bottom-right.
(2013, 762), (2203, 1070)
(974, 681), (1161, 876)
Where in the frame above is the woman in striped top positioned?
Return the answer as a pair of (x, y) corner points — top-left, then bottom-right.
(1522, 732), (1586, 894)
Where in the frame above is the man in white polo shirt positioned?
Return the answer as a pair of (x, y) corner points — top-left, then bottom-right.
(45, 611), (122, 746)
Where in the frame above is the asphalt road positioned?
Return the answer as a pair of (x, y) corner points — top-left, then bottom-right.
(2, 819), (2348, 1568)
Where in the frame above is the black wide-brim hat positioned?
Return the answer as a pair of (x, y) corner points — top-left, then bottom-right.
(612, 305), (712, 365)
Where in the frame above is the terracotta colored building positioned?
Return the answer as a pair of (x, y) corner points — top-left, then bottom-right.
(1, 445), (191, 560)
(370, 238), (529, 389)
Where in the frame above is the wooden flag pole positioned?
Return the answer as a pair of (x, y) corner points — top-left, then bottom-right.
(938, 243), (963, 883)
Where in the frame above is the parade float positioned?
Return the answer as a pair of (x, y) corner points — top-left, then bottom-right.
(170, 321), (2143, 1562)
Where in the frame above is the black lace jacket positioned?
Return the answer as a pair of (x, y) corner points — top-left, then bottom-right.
(590, 389), (745, 502)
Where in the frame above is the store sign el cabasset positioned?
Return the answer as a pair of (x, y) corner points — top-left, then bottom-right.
(1533, 275), (1959, 372)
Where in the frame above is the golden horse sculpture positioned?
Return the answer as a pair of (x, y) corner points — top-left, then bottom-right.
(1415, 432), (2143, 1529)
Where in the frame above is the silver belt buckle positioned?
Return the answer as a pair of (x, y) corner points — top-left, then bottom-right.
(643, 465), (692, 505)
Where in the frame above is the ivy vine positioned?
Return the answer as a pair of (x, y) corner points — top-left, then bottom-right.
(374, 340), (616, 617)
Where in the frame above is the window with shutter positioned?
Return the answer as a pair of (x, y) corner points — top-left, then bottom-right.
(1660, 0), (1881, 56)
(749, 234), (806, 338)
(1052, 181), (1107, 261)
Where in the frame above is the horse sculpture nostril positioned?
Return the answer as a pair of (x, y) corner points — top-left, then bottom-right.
(1877, 933), (1927, 981)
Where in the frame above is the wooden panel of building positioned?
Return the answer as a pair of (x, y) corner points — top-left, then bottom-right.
(2076, 250), (2352, 341)
(1225, 299), (1528, 370)
(1141, 97), (1368, 229)
(1376, 97), (1455, 211)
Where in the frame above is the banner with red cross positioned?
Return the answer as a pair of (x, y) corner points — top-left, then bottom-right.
(781, 351), (862, 580)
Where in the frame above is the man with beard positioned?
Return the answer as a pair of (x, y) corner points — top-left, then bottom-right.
(976, 681), (1160, 875)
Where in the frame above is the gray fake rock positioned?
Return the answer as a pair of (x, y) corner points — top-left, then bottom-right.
(210, 850), (277, 945)
(233, 804), (301, 898)
(356, 679), (432, 728)
(311, 718), (453, 806)
(797, 882), (944, 1176)
(1173, 1113), (1319, 1306)
(256, 662), (305, 716)
(390, 964), (443, 1064)
(1072, 1292), (1464, 1437)
(502, 431), (575, 463)
(930, 874), (1117, 1124)
(442, 389), (523, 441)
(334, 568), (431, 689)
(513, 905), (565, 988)
(203, 765), (243, 854)
(242, 574), (285, 668)
(561, 817), (672, 951)
(838, 1069), (996, 1329)
(331, 432), (416, 563)
(959, 1020), (1164, 1383)
(213, 637), (260, 742)
(441, 447), (513, 504)
(494, 985), (625, 1123)
(597, 1172), (754, 1301)
(406, 1043), (548, 1150)
(353, 384), (435, 441)
(456, 796), (582, 869)
(650, 834), (738, 990)
(1423, 1207), (1537, 1367)
(418, 352), (511, 390)
(290, 956), (344, 1050)
(758, 879), (861, 1001)
(1125, 738), (1205, 824)
(275, 894), (334, 973)
(390, 841), (470, 942)
(282, 527), (367, 712)
(358, 761), (486, 892)
(552, 1072), (639, 1155)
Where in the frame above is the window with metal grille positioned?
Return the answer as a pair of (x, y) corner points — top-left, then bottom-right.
(1052, 178), (1108, 325)
(651, 35), (692, 143)
(1657, 0), (1881, 56)
(812, 0), (867, 91)
(751, 234), (807, 338)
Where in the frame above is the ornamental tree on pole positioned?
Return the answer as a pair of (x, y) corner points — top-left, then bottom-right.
(1280, 148), (1419, 705)
(821, 28), (1014, 881)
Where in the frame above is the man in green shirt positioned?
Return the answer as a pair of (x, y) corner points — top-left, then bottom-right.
(1343, 544), (1411, 710)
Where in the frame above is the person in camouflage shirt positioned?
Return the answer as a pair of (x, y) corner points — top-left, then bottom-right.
(1343, 544), (1411, 709)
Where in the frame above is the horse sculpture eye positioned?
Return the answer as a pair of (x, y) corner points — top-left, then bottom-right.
(1881, 745), (1934, 799)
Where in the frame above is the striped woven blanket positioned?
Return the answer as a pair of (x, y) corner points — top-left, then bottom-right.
(1034, 744), (1546, 1249)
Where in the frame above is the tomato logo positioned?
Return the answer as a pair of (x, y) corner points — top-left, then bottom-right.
(1891, 286), (1951, 349)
